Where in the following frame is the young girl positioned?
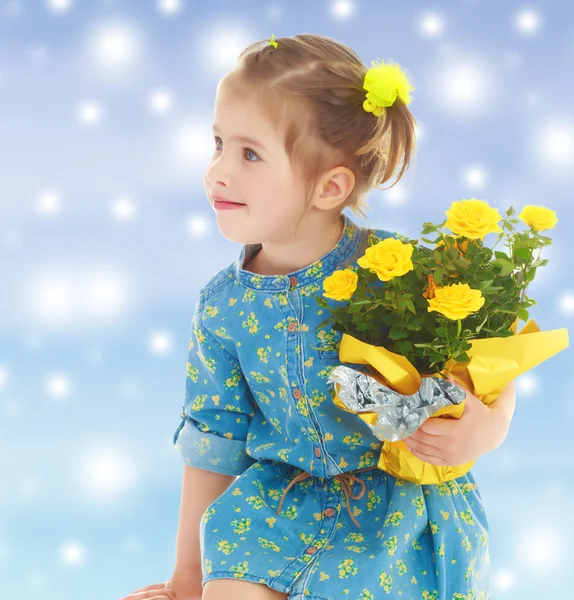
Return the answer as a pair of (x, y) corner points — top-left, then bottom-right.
(123, 33), (515, 600)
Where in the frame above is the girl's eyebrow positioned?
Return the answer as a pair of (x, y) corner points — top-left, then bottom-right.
(212, 125), (267, 150)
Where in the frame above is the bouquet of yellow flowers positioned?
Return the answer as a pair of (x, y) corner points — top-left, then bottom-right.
(316, 199), (569, 484)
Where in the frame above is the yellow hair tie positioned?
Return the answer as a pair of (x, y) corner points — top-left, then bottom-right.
(362, 59), (414, 116)
(267, 33), (278, 49)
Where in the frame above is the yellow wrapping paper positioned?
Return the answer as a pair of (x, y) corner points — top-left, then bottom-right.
(334, 319), (569, 484)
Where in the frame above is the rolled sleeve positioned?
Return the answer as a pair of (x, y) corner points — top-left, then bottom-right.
(173, 299), (257, 476)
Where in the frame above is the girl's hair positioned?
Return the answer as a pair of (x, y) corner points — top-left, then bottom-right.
(223, 33), (417, 221)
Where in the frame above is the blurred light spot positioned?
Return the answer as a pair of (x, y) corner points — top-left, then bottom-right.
(200, 23), (253, 72)
(111, 195), (136, 221)
(31, 275), (74, 320)
(558, 292), (574, 316)
(81, 447), (138, 500)
(462, 164), (489, 189)
(0, 365), (8, 389)
(514, 8), (542, 36)
(492, 568), (516, 592)
(418, 13), (445, 38)
(88, 22), (142, 73)
(433, 61), (494, 117)
(330, 0), (356, 20)
(45, 374), (72, 399)
(60, 541), (86, 566)
(148, 88), (174, 115)
(149, 331), (173, 355)
(386, 185), (407, 205)
(84, 272), (127, 317)
(532, 118), (574, 173)
(170, 118), (213, 170)
(516, 373), (539, 396)
(29, 269), (131, 324)
(46, 0), (72, 13)
(36, 189), (63, 216)
(157, 0), (182, 15)
(518, 528), (565, 572)
(186, 213), (211, 237)
(76, 100), (104, 126)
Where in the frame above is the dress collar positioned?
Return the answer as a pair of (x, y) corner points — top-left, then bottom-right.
(234, 213), (361, 292)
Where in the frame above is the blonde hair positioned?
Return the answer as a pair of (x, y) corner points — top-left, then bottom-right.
(222, 33), (417, 221)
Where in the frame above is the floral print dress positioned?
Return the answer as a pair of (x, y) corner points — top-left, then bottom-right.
(173, 213), (491, 600)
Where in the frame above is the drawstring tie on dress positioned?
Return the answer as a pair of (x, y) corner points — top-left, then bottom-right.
(275, 466), (378, 529)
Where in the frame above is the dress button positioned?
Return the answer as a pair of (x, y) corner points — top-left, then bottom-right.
(306, 546), (317, 555)
(293, 389), (302, 399)
(314, 447), (321, 458)
(288, 321), (297, 332)
(324, 508), (335, 518)
(289, 276), (298, 287)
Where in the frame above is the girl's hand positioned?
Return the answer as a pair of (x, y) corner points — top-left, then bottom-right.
(403, 375), (514, 467)
(119, 575), (202, 600)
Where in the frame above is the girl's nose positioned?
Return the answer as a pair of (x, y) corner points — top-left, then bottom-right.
(205, 152), (232, 187)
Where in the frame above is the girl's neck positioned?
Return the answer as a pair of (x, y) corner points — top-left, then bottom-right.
(243, 213), (345, 276)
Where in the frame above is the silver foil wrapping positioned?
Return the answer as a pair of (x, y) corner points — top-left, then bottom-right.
(327, 365), (466, 442)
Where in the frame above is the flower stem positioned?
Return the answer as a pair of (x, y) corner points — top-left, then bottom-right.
(457, 319), (462, 339)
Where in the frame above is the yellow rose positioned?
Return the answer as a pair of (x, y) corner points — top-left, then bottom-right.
(518, 205), (558, 231)
(357, 238), (414, 282)
(323, 268), (358, 301)
(427, 282), (485, 320)
(444, 199), (503, 240)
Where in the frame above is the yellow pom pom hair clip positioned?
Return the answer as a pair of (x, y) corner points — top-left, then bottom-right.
(267, 33), (278, 49)
(362, 59), (414, 117)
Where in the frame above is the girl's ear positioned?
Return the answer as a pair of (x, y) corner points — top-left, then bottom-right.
(312, 166), (356, 210)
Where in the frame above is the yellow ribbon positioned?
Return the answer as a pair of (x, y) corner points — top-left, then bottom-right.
(335, 320), (569, 484)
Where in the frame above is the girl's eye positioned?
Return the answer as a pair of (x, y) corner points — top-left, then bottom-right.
(213, 137), (261, 162)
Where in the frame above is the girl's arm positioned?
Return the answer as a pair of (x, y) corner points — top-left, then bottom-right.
(485, 380), (516, 448)
(171, 466), (236, 589)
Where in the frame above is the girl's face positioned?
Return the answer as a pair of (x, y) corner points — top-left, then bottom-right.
(204, 79), (309, 246)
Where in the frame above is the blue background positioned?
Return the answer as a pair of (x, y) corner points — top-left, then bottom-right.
(0, 1), (573, 598)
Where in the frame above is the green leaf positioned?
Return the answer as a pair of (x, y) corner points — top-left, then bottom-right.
(348, 303), (364, 314)
(513, 247), (531, 261)
(492, 258), (515, 277)
(474, 270), (495, 281)
(405, 299), (416, 315)
(388, 326), (410, 340)
(315, 295), (329, 309)
(454, 257), (471, 269)
(518, 307), (530, 321)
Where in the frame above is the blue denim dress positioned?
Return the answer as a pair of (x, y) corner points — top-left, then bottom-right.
(173, 213), (490, 600)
